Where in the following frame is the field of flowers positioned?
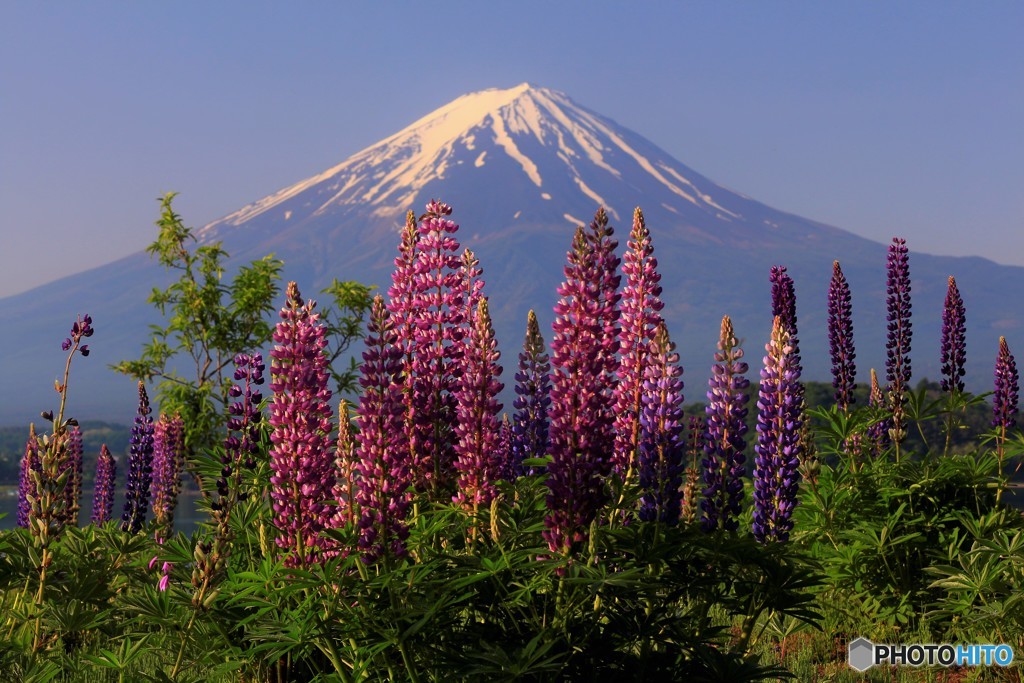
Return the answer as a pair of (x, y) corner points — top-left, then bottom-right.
(1, 196), (1022, 681)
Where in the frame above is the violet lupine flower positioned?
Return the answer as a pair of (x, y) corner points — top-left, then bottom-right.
(700, 316), (750, 534)
(612, 207), (665, 478)
(885, 238), (912, 443)
(828, 261), (857, 410)
(940, 276), (967, 394)
(866, 368), (892, 457)
(269, 282), (335, 567)
(495, 415), (515, 481)
(121, 381), (155, 534)
(753, 317), (804, 544)
(16, 426), (40, 528)
(91, 444), (116, 525)
(511, 310), (551, 476)
(679, 416), (704, 524)
(150, 413), (186, 534)
(407, 200), (467, 493)
(332, 400), (357, 529)
(61, 314), (94, 356)
(217, 353), (265, 524)
(770, 266), (799, 361)
(637, 322), (685, 524)
(544, 227), (613, 556)
(993, 336), (1019, 431)
(453, 297), (504, 511)
(59, 425), (83, 526)
(355, 296), (411, 563)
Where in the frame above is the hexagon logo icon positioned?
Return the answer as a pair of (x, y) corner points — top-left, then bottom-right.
(849, 637), (875, 672)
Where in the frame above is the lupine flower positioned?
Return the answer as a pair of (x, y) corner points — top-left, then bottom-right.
(885, 237), (912, 444)
(638, 322), (685, 524)
(453, 297), (504, 511)
(866, 368), (892, 457)
(770, 266), (799, 362)
(407, 200), (467, 493)
(511, 310), (551, 475)
(612, 207), (665, 477)
(495, 415), (515, 481)
(544, 226), (614, 555)
(61, 425), (84, 526)
(269, 282), (335, 567)
(151, 414), (185, 534)
(940, 276), (967, 394)
(218, 353), (265, 525)
(17, 425), (40, 528)
(158, 562), (172, 592)
(679, 415), (704, 524)
(121, 381), (155, 534)
(61, 314), (94, 356)
(91, 444), (117, 525)
(993, 336), (1019, 431)
(332, 400), (358, 529)
(355, 296), (411, 563)
(828, 261), (857, 410)
(700, 316), (750, 533)
(753, 317), (803, 544)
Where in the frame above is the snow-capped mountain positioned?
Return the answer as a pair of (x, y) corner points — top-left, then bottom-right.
(2, 84), (1020, 424)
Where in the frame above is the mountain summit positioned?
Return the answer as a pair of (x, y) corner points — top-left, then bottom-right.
(1, 84), (1020, 423)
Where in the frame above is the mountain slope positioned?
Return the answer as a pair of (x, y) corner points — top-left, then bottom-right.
(2, 84), (1019, 424)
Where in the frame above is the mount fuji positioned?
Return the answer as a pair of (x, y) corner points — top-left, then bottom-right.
(2, 83), (1020, 424)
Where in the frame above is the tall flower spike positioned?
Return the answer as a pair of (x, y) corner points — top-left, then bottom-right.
(17, 425), (40, 528)
(453, 297), (504, 511)
(828, 261), (857, 410)
(993, 337), (1019, 431)
(91, 444), (117, 525)
(885, 237), (912, 446)
(700, 315), (750, 533)
(679, 415), (704, 524)
(219, 353), (265, 516)
(61, 425), (84, 526)
(269, 282), (335, 567)
(544, 226), (612, 556)
(355, 295), (411, 563)
(151, 414), (186, 535)
(940, 276), (967, 394)
(866, 368), (892, 457)
(332, 400), (358, 529)
(637, 322), (685, 524)
(121, 381), (155, 534)
(753, 317), (803, 544)
(612, 207), (665, 477)
(511, 310), (551, 476)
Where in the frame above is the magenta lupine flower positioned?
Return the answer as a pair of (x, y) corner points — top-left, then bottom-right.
(511, 310), (551, 476)
(585, 209), (622, 469)
(269, 282), (335, 567)
(828, 261), (857, 410)
(355, 296), (411, 563)
(121, 381), (155, 534)
(612, 207), (665, 477)
(217, 353), (265, 522)
(544, 226), (615, 555)
(638, 322), (685, 524)
(453, 297), (504, 510)
(700, 316), (750, 534)
(407, 200), (467, 493)
(753, 317), (804, 544)
(941, 276), (967, 394)
(886, 238), (912, 443)
(91, 444), (117, 525)
(151, 414), (185, 534)
(993, 336), (1019, 431)
(16, 426), (40, 528)
(61, 425), (84, 526)
(158, 562), (172, 592)
(332, 400), (357, 529)
(866, 368), (892, 456)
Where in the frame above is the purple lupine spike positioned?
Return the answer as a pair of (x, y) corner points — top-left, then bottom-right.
(91, 444), (117, 525)
(637, 322), (685, 524)
(269, 282), (335, 567)
(355, 295), (411, 563)
(993, 336), (1019, 431)
(332, 400), (358, 529)
(121, 381), (155, 534)
(495, 414), (515, 481)
(700, 316), (750, 534)
(885, 237), (912, 444)
(217, 352), (265, 525)
(511, 310), (551, 475)
(940, 276), (967, 394)
(544, 226), (614, 556)
(679, 415), (704, 524)
(612, 207), (665, 478)
(17, 425), (40, 528)
(866, 368), (892, 457)
(753, 317), (804, 544)
(59, 425), (83, 526)
(770, 267), (798, 350)
(828, 261), (857, 410)
(151, 414), (186, 534)
(407, 201), (467, 494)
(453, 297), (504, 511)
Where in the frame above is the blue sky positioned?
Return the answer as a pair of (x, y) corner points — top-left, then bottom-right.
(2, 2), (1022, 298)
